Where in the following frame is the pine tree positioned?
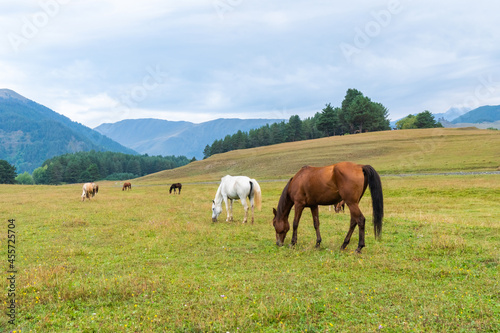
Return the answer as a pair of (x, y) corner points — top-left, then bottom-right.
(0, 160), (17, 184)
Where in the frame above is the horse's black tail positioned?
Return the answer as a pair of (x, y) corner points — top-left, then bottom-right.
(362, 165), (384, 239)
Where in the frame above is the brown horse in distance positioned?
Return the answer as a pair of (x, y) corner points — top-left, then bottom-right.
(272, 161), (384, 253)
(335, 200), (345, 213)
(169, 183), (182, 194)
(92, 183), (99, 195)
(122, 182), (132, 191)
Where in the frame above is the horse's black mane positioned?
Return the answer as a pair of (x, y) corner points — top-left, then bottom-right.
(276, 177), (293, 218)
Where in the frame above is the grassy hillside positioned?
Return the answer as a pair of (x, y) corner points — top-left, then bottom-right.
(139, 127), (500, 183)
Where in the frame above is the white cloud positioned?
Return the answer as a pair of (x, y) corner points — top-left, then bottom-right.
(1, 0), (500, 127)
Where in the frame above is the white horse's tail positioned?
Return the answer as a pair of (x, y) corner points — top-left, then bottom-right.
(250, 179), (262, 211)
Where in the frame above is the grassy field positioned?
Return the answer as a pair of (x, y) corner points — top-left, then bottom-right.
(1, 128), (499, 332)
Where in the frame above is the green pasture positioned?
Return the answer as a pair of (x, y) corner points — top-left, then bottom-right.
(1, 173), (499, 332)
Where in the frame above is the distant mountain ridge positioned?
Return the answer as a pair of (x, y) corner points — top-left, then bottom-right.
(94, 118), (284, 160)
(0, 89), (136, 173)
(451, 105), (500, 124)
(390, 105), (499, 128)
(432, 106), (471, 122)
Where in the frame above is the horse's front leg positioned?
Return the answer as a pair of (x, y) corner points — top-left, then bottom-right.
(229, 199), (234, 222)
(223, 197), (231, 222)
(311, 205), (322, 248)
(291, 205), (304, 246)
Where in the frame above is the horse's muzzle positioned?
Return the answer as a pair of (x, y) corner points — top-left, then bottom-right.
(212, 217), (217, 222)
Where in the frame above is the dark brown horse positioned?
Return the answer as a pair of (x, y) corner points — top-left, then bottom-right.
(272, 161), (384, 253)
(169, 183), (182, 194)
(122, 182), (132, 191)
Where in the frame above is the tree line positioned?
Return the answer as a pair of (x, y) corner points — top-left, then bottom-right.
(204, 89), (391, 158)
(5, 151), (193, 185)
(395, 110), (443, 129)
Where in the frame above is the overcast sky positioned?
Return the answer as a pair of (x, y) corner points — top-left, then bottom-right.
(1, 0), (499, 128)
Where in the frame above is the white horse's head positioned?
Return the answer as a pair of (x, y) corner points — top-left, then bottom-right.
(212, 200), (222, 222)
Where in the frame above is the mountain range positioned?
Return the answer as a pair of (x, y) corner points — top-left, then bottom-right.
(389, 105), (500, 128)
(450, 105), (500, 124)
(94, 118), (284, 160)
(1, 88), (498, 174)
(0, 89), (136, 173)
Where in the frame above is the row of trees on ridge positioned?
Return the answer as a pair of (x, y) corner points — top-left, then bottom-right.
(204, 89), (391, 158)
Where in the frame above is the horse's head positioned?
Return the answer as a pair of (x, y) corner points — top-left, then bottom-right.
(211, 200), (222, 222)
(273, 208), (290, 246)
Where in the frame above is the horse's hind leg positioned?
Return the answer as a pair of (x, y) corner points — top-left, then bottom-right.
(251, 202), (255, 224)
(311, 205), (322, 248)
(341, 203), (365, 253)
(341, 219), (356, 251)
(249, 196), (255, 224)
(240, 198), (249, 223)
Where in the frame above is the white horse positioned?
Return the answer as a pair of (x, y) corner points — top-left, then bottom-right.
(81, 182), (95, 201)
(212, 175), (262, 224)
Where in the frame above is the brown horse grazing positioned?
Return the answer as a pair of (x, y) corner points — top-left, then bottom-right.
(335, 200), (345, 213)
(92, 183), (99, 196)
(81, 182), (95, 201)
(328, 200), (345, 213)
(169, 183), (182, 194)
(122, 182), (132, 191)
(272, 161), (384, 253)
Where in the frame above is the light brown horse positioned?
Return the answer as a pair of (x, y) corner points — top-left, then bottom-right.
(122, 182), (132, 191)
(272, 161), (383, 253)
(81, 182), (95, 201)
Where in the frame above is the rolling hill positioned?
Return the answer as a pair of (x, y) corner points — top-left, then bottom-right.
(136, 127), (500, 183)
(0, 89), (137, 173)
(94, 118), (284, 160)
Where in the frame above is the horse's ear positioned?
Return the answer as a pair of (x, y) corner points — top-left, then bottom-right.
(212, 200), (215, 204)
(273, 208), (277, 217)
